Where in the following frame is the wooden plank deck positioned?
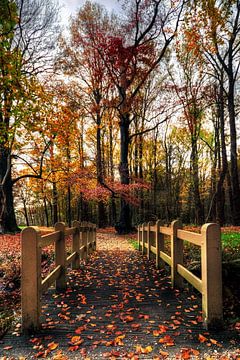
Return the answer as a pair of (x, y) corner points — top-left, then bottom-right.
(0, 236), (239, 359)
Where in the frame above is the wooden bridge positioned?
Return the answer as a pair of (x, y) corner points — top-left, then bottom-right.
(0, 220), (239, 359)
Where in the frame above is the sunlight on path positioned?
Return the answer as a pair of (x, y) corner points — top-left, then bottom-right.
(97, 232), (135, 252)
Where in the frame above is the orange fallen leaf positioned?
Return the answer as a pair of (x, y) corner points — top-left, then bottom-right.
(47, 342), (59, 351)
(159, 350), (169, 358)
(131, 323), (141, 330)
(198, 333), (208, 343)
(114, 334), (125, 346)
(52, 350), (68, 360)
(68, 345), (79, 352)
(135, 345), (153, 354)
(75, 326), (85, 334)
(191, 348), (200, 356)
(158, 325), (168, 333)
(190, 320), (198, 325)
(35, 351), (45, 358)
(69, 335), (84, 346)
(159, 335), (174, 346)
(181, 348), (191, 360)
(123, 315), (134, 322)
(210, 338), (218, 345)
(106, 324), (116, 330)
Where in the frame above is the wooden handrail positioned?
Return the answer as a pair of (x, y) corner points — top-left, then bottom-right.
(39, 231), (61, 247)
(21, 221), (97, 332)
(138, 220), (223, 329)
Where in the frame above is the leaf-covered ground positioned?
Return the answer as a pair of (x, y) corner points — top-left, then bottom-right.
(0, 233), (239, 359)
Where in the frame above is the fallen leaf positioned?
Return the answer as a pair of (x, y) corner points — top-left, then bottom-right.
(68, 345), (79, 352)
(198, 334), (208, 343)
(181, 348), (191, 360)
(47, 342), (59, 351)
(159, 350), (169, 358)
(191, 348), (200, 356)
(70, 335), (84, 346)
(210, 338), (218, 345)
(135, 344), (153, 354)
(159, 335), (174, 346)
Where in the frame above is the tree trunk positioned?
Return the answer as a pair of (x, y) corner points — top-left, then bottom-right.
(191, 135), (204, 224)
(109, 120), (116, 225)
(67, 184), (71, 227)
(228, 73), (240, 224)
(215, 81), (227, 225)
(44, 196), (49, 227)
(0, 148), (19, 233)
(52, 181), (58, 225)
(153, 130), (158, 215)
(116, 113), (132, 234)
(23, 198), (29, 226)
(96, 112), (106, 228)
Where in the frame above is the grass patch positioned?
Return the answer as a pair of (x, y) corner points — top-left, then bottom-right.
(128, 239), (139, 250)
(221, 232), (240, 248)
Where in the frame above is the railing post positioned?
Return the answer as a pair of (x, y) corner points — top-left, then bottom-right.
(138, 225), (141, 251)
(156, 220), (164, 269)
(21, 227), (41, 332)
(147, 222), (150, 259)
(142, 222), (147, 255)
(86, 224), (90, 257)
(171, 220), (183, 288)
(89, 223), (93, 254)
(91, 224), (95, 252)
(94, 224), (97, 251)
(72, 220), (80, 269)
(55, 222), (66, 292)
(147, 221), (155, 260)
(81, 222), (88, 260)
(201, 223), (223, 329)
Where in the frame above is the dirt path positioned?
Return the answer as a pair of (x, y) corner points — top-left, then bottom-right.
(0, 234), (239, 359)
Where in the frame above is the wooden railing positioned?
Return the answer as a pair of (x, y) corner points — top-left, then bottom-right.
(21, 221), (96, 332)
(138, 220), (223, 329)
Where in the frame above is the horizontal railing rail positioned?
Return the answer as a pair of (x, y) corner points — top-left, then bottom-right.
(138, 220), (223, 329)
(21, 220), (96, 332)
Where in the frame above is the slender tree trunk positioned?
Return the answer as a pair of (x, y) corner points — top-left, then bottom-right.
(109, 119), (116, 225)
(215, 82), (227, 225)
(96, 112), (106, 228)
(52, 181), (58, 225)
(117, 113), (132, 234)
(66, 144), (71, 227)
(228, 73), (240, 224)
(153, 130), (158, 215)
(67, 184), (71, 227)
(138, 133), (145, 221)
(23, 198), (29, 226)
(191, 135), (204, 224)
(44, 197), (49, 227)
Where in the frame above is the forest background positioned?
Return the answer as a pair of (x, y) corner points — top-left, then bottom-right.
(1, 0), (240, 234)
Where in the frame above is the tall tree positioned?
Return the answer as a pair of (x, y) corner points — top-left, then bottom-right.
(56, 2), (114, 227)
(97, 0), (185, 233)
(0, 0), (59, 233)
(187, 0), (240, 224)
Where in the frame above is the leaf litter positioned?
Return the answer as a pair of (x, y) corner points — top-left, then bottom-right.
(0, 232), (239, 359)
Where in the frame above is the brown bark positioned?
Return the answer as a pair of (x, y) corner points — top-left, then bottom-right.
(0, 147), (19, 233)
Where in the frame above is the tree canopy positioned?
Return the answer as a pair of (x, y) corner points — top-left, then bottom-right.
(1, 0), (240, 233)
